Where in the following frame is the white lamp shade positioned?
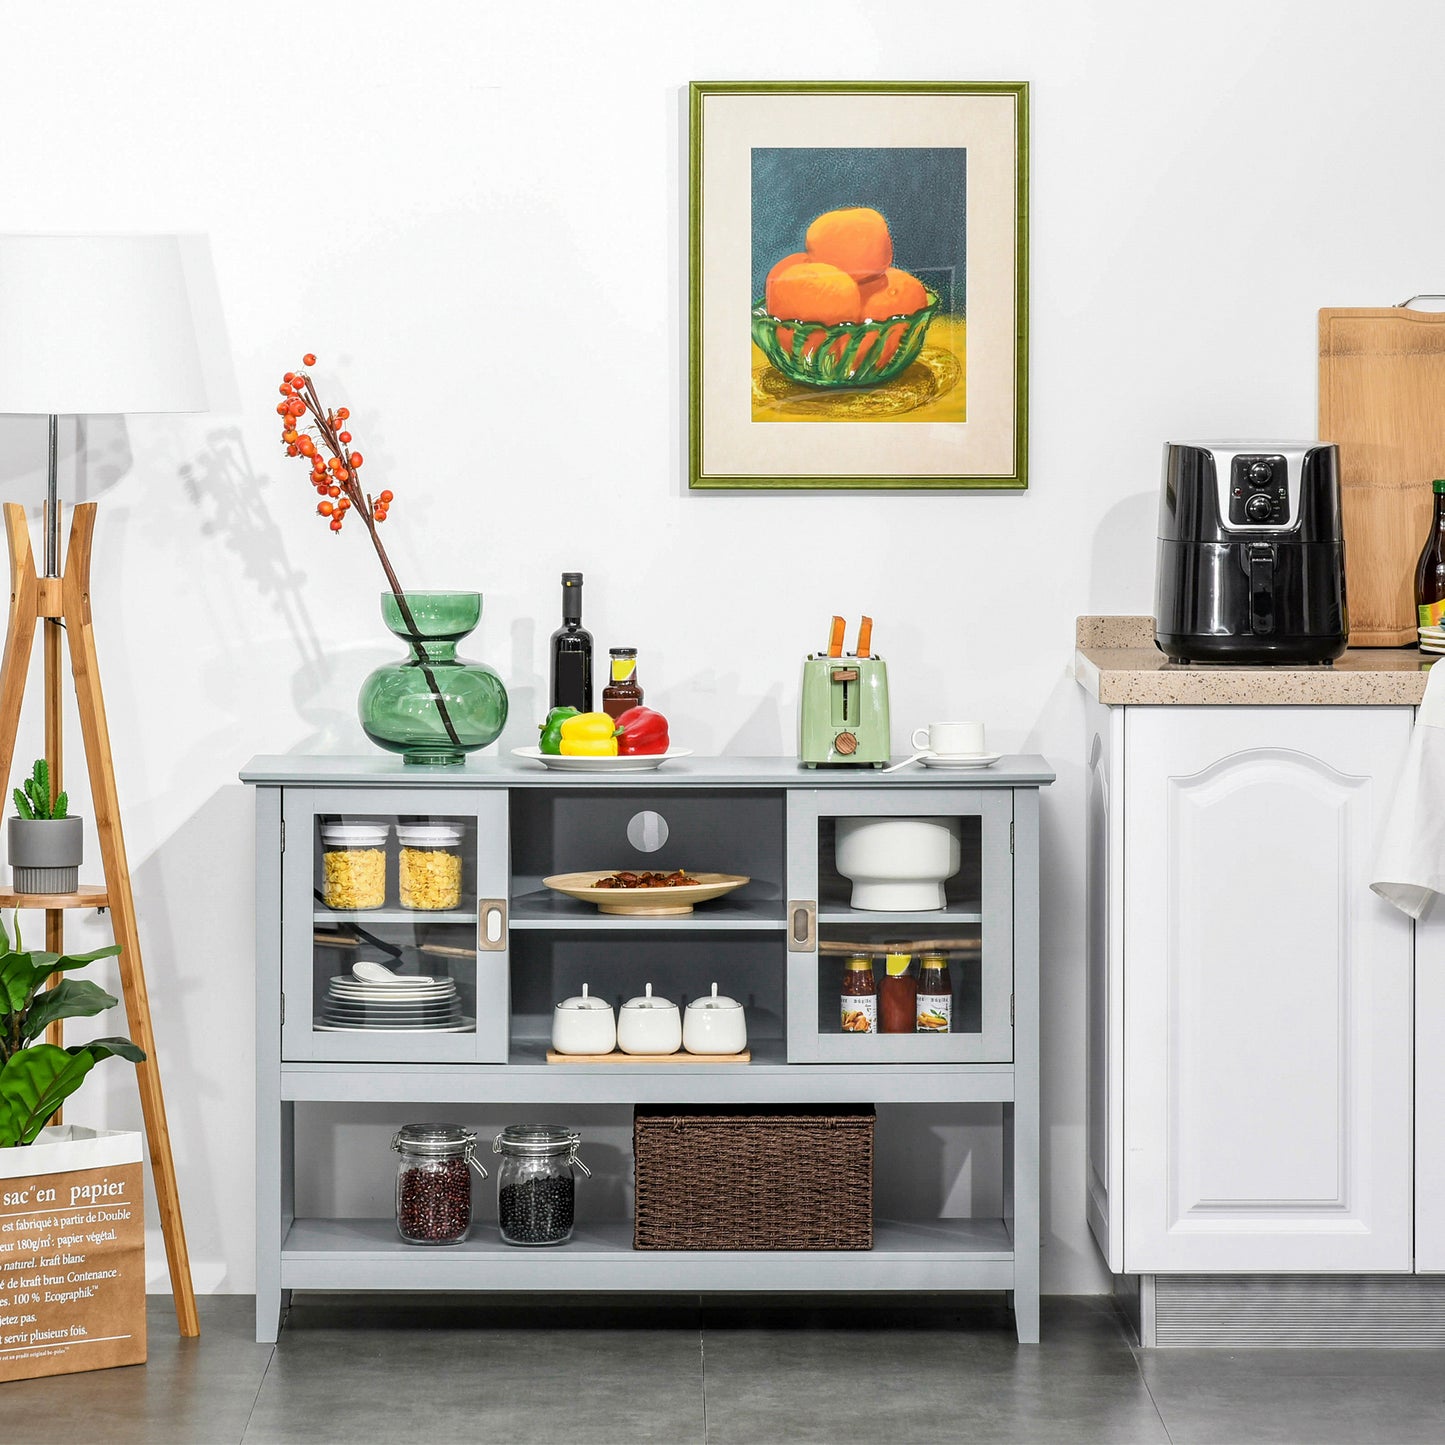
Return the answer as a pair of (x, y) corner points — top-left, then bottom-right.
(0, 234), (207, 414)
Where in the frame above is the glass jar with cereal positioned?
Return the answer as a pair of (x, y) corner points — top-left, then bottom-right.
(319, 821), (389, 910)
(396, 822), (465, 911)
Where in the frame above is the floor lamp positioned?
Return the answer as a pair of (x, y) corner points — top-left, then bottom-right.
(0, 234), (204, 1336)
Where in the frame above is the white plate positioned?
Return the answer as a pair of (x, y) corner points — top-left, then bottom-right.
(315, 1018), (475, 1034)
(325, 999), (458, 1011)
(328, 977), (455, 992)
(918, 752), (1001, 769)
(325, 988), (453, 999)
(511, 746), (693, 773)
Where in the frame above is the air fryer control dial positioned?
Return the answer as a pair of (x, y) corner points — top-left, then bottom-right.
(1227, 453), (1291, 527)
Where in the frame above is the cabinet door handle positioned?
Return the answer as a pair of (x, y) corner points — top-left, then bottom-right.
(787, 900), (816, 952)
(478, 898), (508, 951)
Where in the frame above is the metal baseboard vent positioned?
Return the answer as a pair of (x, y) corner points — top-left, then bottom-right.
(1149, 1275), (1445, 1347)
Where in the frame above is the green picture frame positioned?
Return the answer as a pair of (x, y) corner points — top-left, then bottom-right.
(688, 81), (1029, 491)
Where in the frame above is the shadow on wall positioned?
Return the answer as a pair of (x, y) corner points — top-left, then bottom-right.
(182, 427), (391, 752)
(1090, 490), (1158, 616)
(93, 783), (255, 1292)
(0, 414), (132, 522)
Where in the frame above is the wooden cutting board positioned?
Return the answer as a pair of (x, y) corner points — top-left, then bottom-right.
(1319, 305), (1445, 646)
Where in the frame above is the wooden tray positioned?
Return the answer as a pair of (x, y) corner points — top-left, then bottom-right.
(1319, 304), (1445, 645)
(545, 1049), (751, 1064)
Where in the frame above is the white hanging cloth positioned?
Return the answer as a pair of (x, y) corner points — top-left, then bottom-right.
(1371, 659), (1445, 918)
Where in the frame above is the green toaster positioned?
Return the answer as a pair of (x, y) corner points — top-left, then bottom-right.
(798, 616), (890, 768)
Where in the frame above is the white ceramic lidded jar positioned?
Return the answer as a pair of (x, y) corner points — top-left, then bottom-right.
(551, 984), (617, 1056)
(616, 983), (681, 1055)
(682, 982), (748, 1055)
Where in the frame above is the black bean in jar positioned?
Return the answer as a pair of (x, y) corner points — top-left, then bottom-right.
(397, 1157), (471, 1243)
(499, 1175), (574, 1245)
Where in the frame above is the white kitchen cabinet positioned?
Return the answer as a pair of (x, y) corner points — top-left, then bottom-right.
(1087, 700), (1415, 1275)
(1414, 907), (1445, 1272)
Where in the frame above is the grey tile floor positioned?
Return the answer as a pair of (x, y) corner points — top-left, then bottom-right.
(5, 1293), (1445, 1445)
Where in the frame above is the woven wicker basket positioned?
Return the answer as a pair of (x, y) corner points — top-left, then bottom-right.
(632, 1106), (874, 1251)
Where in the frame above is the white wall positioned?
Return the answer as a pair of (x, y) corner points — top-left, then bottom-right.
(1, 0), (1438, 1297)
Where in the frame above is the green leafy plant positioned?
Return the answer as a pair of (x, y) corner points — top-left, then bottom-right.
(0, 913), (141, 1147)
(12, 759), (67, 821)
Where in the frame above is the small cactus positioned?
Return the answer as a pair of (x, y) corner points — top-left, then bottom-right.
(12, 759), (64, 821)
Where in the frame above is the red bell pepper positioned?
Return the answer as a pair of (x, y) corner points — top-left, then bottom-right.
(615, 706), (669, 756)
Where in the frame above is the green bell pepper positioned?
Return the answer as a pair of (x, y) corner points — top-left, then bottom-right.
(538, 706), (580, 755)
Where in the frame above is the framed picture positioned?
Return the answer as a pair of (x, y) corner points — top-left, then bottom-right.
(688, 81), (1028, 490)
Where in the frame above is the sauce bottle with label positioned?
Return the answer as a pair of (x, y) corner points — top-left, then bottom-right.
(916, 952), (952, 1032)
(840, 952), (876, 1034)
(879, 952), (917, 1033)
(602, 647), (644, 720)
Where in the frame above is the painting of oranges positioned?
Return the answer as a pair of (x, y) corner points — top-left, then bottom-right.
(750, 148), (968, 425)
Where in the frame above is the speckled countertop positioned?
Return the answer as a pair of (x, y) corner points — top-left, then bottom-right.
(1076, 616), (1432, 706)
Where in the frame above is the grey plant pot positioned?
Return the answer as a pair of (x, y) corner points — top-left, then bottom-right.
(9, 815), (83, 894)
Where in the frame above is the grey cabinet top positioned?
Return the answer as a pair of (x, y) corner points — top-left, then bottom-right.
(240, 754), (1055, 788)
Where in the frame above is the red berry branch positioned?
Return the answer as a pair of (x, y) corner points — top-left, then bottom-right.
(276, 354), (460, 746)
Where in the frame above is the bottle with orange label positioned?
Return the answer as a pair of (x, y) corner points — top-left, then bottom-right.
(840, 953), (876, 1034)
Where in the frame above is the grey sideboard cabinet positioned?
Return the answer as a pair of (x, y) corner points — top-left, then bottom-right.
(242, 754), (1054, 1344)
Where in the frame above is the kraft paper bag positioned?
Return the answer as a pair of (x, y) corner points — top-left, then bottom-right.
(0, 1125), (146, 1381)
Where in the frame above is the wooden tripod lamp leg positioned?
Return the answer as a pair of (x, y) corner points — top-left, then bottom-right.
(61, 504), (200, 1338)
(0, 504), (39, 818)
(43, 501), (66, 1057)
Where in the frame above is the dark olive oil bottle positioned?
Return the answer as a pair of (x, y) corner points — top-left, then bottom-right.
(550, 572), (593, 712)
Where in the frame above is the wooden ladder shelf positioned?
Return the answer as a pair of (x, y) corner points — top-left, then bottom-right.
(0, 500), (198, 1337)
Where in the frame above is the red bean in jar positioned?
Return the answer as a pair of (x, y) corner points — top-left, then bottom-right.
(392, 1124), (486, 1245)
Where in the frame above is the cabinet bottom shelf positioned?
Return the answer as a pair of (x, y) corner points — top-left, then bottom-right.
(280, 1216), (1016, 1292)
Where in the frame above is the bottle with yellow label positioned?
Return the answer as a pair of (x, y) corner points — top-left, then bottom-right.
(602, 647), (644, 720)
(1417, 480), (1445, 652)
(878, 952), (916, 1033)
(916, 953), (952, 1032)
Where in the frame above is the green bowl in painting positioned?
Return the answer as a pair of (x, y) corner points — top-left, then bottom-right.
(751, 287), (940, 389)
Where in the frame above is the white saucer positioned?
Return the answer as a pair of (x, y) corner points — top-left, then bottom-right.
(919, 751), (1001, 769)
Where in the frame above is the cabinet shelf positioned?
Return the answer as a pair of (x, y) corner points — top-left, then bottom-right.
(313, 908), (476, 926)
(816, 908), (983, 927)
(280, 1216), (1016, 1293)
(278, 1045), (1018, 1105)
(509, 886), (784, 931)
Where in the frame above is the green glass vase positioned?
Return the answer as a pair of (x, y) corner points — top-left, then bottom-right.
(358, 591), (508, 765)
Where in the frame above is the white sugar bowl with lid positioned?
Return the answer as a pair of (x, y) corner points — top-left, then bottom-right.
(683, 982), (747, 1055)
(616, 983), (681, 1055)
(551, 984), (617, 1056)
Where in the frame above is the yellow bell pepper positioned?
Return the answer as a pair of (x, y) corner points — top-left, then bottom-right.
(559, 712), (619, 757)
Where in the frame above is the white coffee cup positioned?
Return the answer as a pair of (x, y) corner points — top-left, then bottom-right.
(912, 721), (985, 757)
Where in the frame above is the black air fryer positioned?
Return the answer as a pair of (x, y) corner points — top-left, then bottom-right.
(1154, 441), (1348, 664)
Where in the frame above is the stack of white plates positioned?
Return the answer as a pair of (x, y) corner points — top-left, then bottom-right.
(317, 975), (471, 1033)
(1421, 626), (1445, 656)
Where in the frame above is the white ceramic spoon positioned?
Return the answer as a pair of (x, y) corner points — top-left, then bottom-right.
(352, 959), (435, 986)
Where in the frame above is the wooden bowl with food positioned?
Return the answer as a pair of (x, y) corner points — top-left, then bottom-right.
(541, 870), (751, 917)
